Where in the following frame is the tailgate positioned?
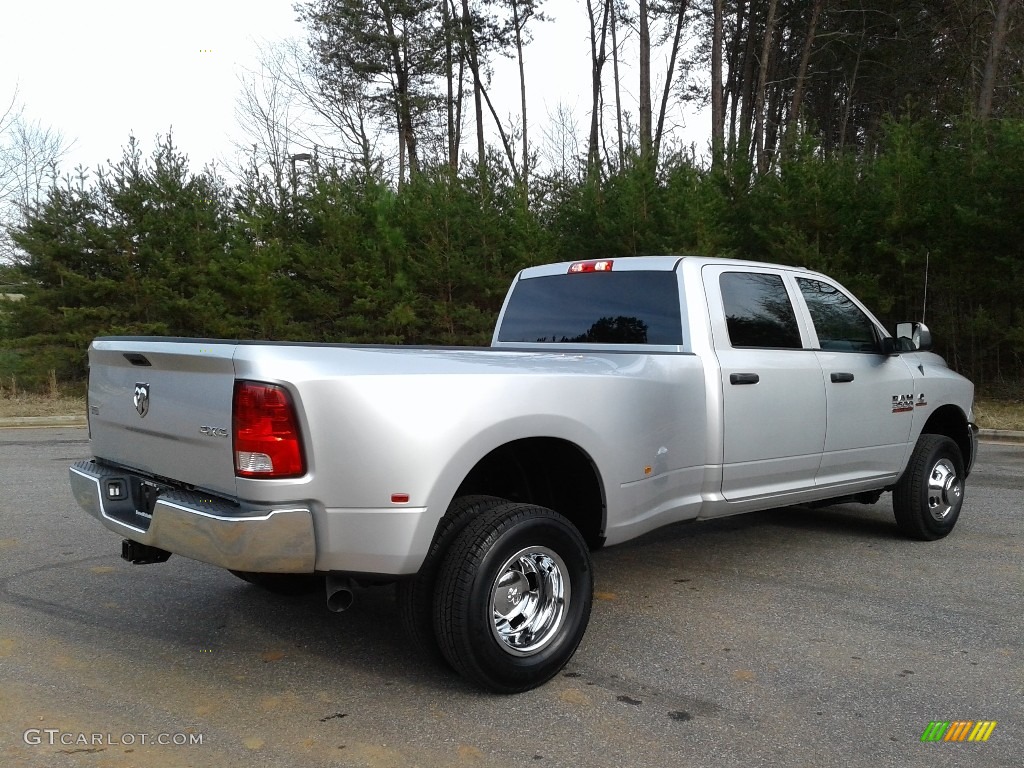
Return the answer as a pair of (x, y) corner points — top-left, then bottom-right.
(88, 338), (238, 497)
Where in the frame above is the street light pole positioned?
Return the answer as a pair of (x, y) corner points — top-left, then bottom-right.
(289, 152), (312, 195)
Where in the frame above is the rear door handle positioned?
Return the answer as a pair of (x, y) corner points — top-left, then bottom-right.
(729, 373), (760, 385)
(830, 372), (855, 383)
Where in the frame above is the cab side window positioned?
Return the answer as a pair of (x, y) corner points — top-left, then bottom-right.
(797, 278), (879, 352)
(719, 272), (802, 349)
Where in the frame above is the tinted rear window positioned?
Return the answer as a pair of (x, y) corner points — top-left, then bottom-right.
(719, 272), (802, 349)
(497, 272), (683, 345)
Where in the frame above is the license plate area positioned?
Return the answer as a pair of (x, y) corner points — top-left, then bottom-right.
(100, 475), (168, 531)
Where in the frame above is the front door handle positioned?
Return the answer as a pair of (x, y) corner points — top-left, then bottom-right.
(830, 372), (855, 383)
(729, 373), (760, 385)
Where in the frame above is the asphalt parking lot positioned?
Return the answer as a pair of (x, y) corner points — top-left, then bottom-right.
(1, 428), (1020, 767)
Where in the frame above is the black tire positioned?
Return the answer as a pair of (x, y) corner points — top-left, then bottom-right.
(433, 502), (593, 693)
(396, 495), (506, 657)
(228, 570), (323, 595)
(892, 434), (966, 541)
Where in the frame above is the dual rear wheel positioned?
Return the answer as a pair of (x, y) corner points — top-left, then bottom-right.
(399, 498), (593, 693)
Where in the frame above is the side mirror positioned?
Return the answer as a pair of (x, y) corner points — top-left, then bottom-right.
(894, 321), (932, 352)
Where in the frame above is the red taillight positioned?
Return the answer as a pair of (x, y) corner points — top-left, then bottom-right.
(568, 259), (614, 273)
(233, 381), (305, 478)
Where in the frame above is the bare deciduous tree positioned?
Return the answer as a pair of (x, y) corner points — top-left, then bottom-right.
(233, 49), (298, 200)
(638, 0), (653, 162)
(539, 102), (582, 183)
(977, 0), (1017, 119)
(710, 0), (724, 165)
(1, 91), (71, 262)
(784, 0), (824, 155)
(752, 0), (778, 173)
(586, 0), (612, 175)
(235, 39), (391, 181)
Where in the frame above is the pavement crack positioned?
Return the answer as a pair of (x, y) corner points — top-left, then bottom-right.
(319, 712), (349, 722)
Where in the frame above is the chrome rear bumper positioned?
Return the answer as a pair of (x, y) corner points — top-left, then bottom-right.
(69, 460), (316, 573)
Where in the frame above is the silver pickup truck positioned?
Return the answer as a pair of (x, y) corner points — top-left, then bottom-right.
(69, 256), (977, 692)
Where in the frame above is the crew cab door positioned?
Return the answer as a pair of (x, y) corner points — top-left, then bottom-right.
(703, 266), (826, 502)
(792, 276), (915, 485)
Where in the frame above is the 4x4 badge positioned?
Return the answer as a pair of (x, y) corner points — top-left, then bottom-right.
(134, 383), (150, 417)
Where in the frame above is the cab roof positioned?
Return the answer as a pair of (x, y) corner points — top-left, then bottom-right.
(518, 255), (814, 279)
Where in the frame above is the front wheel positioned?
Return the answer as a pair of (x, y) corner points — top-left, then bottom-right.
(433, 503), (593, 693)
(892, 434), (966, 541)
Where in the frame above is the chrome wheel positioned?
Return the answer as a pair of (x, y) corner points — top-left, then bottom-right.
(927, 458), (962, 521)
(893, 434), (966, 541)
(434, 503), (593, 692)
(490, 545), (570, 656)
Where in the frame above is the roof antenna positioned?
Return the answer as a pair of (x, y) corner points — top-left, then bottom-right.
(921, 251), (929, 323)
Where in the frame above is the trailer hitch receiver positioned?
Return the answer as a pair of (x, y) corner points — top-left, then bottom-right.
(121, 539), (171, 565)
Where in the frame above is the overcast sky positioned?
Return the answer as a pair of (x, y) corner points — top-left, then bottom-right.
(1, 1), (707, 179)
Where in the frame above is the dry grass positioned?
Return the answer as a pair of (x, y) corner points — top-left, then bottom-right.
(973, 399), (1024, 432)
(0, 394), (86, 419)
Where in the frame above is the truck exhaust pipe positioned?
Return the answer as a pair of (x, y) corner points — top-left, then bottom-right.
(325, 574), (354, 612)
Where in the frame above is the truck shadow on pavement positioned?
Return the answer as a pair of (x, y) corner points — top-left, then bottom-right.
(0, 498), (908, 695)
